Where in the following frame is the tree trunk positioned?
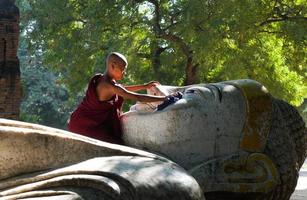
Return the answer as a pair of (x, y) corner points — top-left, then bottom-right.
(148, 0), (199, 85)
(152, 44), (166, 78)
(184, 53), (198, 85)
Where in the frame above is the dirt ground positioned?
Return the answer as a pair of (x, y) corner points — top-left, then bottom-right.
(290, 159), (307, 200)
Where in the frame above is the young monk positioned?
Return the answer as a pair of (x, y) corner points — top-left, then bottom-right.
(68, 52), (167, 144)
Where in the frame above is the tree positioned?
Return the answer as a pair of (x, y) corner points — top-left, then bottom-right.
(20, 64), (72, 129)
(17, 0), (306, 106)
(18, 28), (76, 129)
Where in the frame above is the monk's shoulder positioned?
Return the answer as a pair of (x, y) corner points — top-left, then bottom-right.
(98, 77), (115, 88)
(96, 77), (118, 99)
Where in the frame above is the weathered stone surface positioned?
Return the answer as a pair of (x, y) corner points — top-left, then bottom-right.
(0, 119), (205, 200)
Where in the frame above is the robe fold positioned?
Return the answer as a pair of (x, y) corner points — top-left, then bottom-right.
(68, 74), (124, 144)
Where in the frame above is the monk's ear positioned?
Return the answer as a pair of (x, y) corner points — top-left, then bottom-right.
(113, 61), (118, 68)
(111, 62), (115, 70)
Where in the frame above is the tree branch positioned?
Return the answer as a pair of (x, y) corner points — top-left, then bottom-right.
(147, 0), (192, 56)
(260, 1), (307, 26)
(259, 16), (307, 26)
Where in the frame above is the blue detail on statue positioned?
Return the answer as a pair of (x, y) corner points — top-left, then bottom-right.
(157, 92), (183, 111)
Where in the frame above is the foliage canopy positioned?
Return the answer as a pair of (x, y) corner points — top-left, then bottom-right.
(17, 0), (306, 106)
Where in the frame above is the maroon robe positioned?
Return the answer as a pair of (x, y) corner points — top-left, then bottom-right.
(68, 74), (124, 144)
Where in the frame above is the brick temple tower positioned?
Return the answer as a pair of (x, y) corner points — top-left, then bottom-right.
(0, 0), (22, 119)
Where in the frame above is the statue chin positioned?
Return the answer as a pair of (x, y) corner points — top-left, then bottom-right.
(121, 79), (306, 200)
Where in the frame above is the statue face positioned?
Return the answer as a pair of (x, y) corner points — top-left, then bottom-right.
(122, 83), (248, 169)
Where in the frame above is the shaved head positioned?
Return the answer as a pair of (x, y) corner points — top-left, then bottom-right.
(106, 52), (128, 67)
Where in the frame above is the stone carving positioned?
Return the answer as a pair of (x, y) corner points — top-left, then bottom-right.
(0, 79), (305, 200)
(0, 119), (204, 200)
(122, 79), (306, 200)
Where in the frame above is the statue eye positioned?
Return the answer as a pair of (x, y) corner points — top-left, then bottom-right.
(186, 90), (195, 94)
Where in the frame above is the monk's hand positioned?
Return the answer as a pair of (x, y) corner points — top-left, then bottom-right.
(170, 91), (183, 99)
(145, 81), (160, 89)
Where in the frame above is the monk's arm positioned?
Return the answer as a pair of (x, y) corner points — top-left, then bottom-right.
(124, 84), (147, 92)
(124, 81), (159, 92)
(112, 84), (166, 102)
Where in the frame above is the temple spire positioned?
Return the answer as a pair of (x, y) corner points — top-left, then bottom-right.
(0, 0), (22, 119)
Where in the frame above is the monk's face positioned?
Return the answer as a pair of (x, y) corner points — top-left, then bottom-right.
(111, 60), (127, 81)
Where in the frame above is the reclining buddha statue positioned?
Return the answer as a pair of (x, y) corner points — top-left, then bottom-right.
(0, 79), (306, 200)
